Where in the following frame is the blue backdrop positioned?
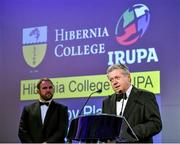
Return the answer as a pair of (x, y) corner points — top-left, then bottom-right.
(0, 0), (180, 142)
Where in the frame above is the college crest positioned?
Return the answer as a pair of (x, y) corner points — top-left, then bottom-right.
(22, 26), (47, 68)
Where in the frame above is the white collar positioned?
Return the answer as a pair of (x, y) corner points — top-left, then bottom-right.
(125, 85), (133, 98)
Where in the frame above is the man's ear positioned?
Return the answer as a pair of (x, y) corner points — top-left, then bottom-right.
(128, 74), (131, 82)
(37, 89), (40, 94)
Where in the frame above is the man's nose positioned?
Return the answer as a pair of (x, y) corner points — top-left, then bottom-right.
(113, 81), (118, 86)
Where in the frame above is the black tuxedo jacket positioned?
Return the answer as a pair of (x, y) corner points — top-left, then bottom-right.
(18, 100), (68, 143)
(102, 86), (162, 143)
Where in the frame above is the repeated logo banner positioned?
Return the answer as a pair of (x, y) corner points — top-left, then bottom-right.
(20, 3), (160, 100)
(20, 71), (160, 100)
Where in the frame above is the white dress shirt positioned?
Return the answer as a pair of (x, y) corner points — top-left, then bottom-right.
(116, 85), (132, 116)
(39, 100), (52, 124)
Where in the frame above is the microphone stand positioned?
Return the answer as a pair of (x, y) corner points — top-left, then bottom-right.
(78, 89), (102, 116)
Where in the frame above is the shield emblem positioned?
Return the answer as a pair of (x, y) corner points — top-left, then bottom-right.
(23, 44), (47, 68)
(22, 26), (47, 68)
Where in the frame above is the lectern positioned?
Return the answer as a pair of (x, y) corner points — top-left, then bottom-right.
(67, 114), (138, 143)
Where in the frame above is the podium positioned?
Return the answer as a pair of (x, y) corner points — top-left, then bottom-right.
(67, 114), (138, 143)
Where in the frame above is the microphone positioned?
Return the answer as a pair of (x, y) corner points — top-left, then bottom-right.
(96, 89), (102, 93)
(78, 89), (102, 116)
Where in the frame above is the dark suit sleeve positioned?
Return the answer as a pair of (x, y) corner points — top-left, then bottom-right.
(18, 107), (33, 142)
(46, 105), (68, 143)
(102, 95), (114, 114)
(132, 92), (162, 140)
(102, 98), (107, 113)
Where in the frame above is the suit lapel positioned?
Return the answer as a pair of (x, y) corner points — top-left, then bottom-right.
(123, 87), (138, 119)
(34, 102), (43, 126)
(111, 94), (117, 114)
(43, 100), (55, 127)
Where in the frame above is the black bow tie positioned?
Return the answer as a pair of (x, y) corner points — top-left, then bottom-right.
(39, 101), (49, 106)
(116, 93), (127, 101)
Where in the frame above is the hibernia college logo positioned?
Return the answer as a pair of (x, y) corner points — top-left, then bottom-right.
(115, 4), (150, 46)
(22, 26), (47, 68)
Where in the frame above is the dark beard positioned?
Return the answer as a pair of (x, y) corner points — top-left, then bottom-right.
(41, 93), (53, 101)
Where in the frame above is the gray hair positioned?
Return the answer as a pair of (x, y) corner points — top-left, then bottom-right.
(107, 64), (130, 75)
